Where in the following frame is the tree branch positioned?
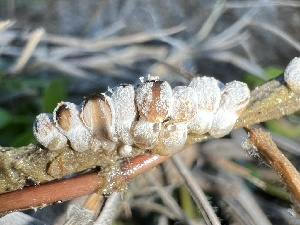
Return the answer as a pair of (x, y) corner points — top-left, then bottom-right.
(1, 74), (300, 214)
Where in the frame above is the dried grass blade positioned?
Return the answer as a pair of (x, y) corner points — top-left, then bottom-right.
(144, 173), (193, 224)
(210, 51), (265, 78)
(0, 20), (14, 31)
(195, 0), (226, 42)
(94, 192), (121, 225)
(219, 173), (272, 225)
(10, 28), (45, 75)
(171, 155), (221, 225)
(251, 21), (300, 51)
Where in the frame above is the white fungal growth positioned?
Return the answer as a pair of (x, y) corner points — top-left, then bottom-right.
(155, 122), (188, 156)
(284, 57), (300, 94)
(132, 118), (161, 149)
(210, 81), (250, 138)
(209, 109), (238, 138)
(135, 80), (173, 123)
(188, 76), (222, 134)
(171, 86), (198, 122)
(33, 113), (68, 150)
(118, 144), (133, 157)
(54, 102), (92, 152)
(189, 77), (222, 112)
(111, 84), (137, 145)
(219, 81), (250, 115)
(33, 74), (251, 156)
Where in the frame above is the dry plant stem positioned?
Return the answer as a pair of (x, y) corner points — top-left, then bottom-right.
(0, 154), (168, 214)
(83, 193), (104, 213)
(1, 75), (300, 213)
(0, 20), (14, 31)
(235, 78), (300, 129)
(94, 192), (121, 225)
(44, 25), (185, 50)
(244, 126), (300, 214)
(172, 155), (221, 225)
(10, 28), (45, 74)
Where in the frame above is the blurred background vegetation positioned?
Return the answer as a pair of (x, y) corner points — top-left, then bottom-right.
(1, 1), (300, 224)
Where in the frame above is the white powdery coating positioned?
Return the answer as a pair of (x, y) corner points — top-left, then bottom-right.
(33, 113), (68, 150)
(118, 144), (133, 157)
(135, 81), (173, 122)
(187, 76), (222, 134)
(156, 122), (187, 156)
(189, 76), (222, 112)
(220, 81), (250, 115)
(111, 85), (137, 145)
(171, 86), (198, 122)
(209, 108), (238, 138)
(188, 110), (214, 134)
(132, 119), (161, 149)
(54, 102), (92, 152)
(284, 57), (300, 94)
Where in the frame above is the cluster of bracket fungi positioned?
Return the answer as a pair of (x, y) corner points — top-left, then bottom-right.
(33, 75), (252, 156)
(33, 56), (300, 157)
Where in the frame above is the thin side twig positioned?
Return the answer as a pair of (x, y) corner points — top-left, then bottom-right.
(244, 126), (300, 214)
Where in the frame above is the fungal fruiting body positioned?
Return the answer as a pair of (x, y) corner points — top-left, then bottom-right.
(33, 75), (251, 156)
(81, 94), (117, 151)
(132, 119), (161, 149)
(210, 81), (250, 138)
(33, 113), (68, 150)
(170, 86), (198, 122)
(188, 77), (222, 135)
(135, 80), (173, 123)
(111, 84), (137, 146)
(284, 57), (300, 94)
(155, 122), (188, 155)
(54, 102), (92, 152)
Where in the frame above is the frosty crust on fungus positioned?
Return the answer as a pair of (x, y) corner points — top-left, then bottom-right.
(284, 57), (300, 94)
(132, 119), (161, 149)
(154, 86), (196, 155)
(54, 102), (92, 152)
(111, 84), (137, 156)
(33, 75), (251, 156)
(135, 80), (173, 123)
(81, 94), (117, 151)
(132, 79), (173, 150)
(155, 122), (188, 156)
(33, 113), (68, 150)
(188, 76), (222, 134)
(170, 86), (198, 122)
(111, 84), (137, 146)
(210, 81), (250, 138)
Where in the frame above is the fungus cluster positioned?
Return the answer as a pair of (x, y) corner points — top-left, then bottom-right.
(33, 76), (251, 156)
